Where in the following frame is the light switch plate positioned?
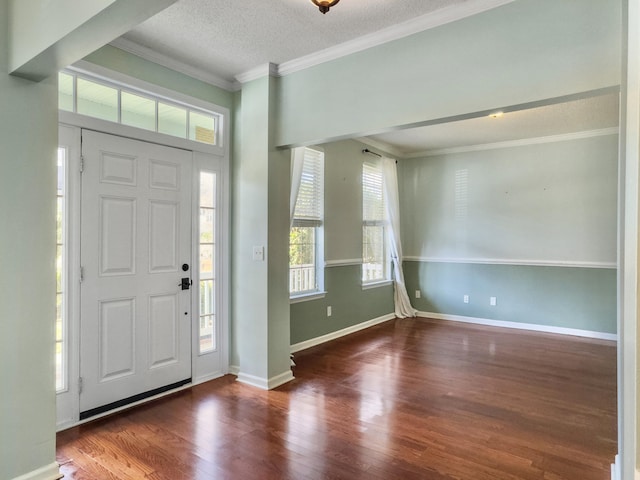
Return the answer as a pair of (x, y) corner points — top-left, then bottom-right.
(252, 246), (264, 261)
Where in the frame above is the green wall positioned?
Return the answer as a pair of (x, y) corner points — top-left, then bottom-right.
(276, 0), (621, 147)
(400, 134), (619, 263)
(290, 139), (395, 345)
(404, 261), (617, 334)
(232, 76), (291, 382)
(84, 45), (234, 110)
(398, 133), (618, 334)
(291, 265), (393, 345)
(1, 2), (58, 477)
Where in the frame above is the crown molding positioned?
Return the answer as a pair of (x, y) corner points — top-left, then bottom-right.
(235, 63), (279, 84)
(277, 0), (515, 76)
(405, 127), (620, 158)
(110, 0), (514, 92)
(109, 37), (238, 92)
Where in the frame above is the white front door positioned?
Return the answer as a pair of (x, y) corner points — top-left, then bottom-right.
(79, 130), (193, 416)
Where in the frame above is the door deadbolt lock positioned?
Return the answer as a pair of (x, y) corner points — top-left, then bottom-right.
(180, 277), (192, 290)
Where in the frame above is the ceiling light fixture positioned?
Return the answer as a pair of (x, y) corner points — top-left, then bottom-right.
(311, 0), (340, 14)
(489, 111), (504, 118)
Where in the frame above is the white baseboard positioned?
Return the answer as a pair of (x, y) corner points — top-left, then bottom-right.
(418, 312), (618, 341)
(236, 369), (295, 390)
(268, 370), (295, 389)
(290, 313), (396, 353)
(192, 371), (225, 386)
(611, 455), (619, 480)
(228, 364), (240, 376)
(11, 462), (62, 480)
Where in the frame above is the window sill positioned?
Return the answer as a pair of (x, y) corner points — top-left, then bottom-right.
(290, 291), (327, 304)
(362, 280), (393, 290)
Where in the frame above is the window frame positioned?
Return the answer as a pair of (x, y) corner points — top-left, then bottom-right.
(289, 147), (325, 300)
(59, 67), (223, 150)
(56, 146), (68, 394)
(362, 158), (390, 286)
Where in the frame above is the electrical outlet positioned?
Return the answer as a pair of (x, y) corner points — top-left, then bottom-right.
(415, 290), (421, 299)
(463, 295), (469, 304)
(327, 306), (332, 317)
(490, 296), (497, 306)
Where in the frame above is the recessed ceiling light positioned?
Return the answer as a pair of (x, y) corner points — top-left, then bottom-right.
(489, 111), (504, 118)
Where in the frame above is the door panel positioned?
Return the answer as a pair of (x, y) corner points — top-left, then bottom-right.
(80, 130), (192, 415)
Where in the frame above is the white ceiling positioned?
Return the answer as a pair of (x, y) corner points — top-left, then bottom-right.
(117, 0), (500, 86)
(360, 92), (621, 157)
(114, 0), (619, 154)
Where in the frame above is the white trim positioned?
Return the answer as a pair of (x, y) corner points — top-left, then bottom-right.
(277, 0), (515, 76)
(418, 312), (618, 341)
(56, 62), (232, 430)
(325, 258), (362, 267)
(109, 38), (237, 92)
(407, 127), (620, 158)
(228, 364), (240, 376)
(290, 291), (327, 304)
(55, 125), (81, 431)
(621, 1), (640, 477)
(109, 3), (513, 90)
(611, 455), (620, 480)
(403, 256), (617, 269)
(192, 371), (225, 386)
(64, 62), (229, 156)
(60, 111), (224, 156)
(56, 382), (194, 432)
(235, 63), (278, 84)
(71, 60), (232, 121)
(362, 280), (394, 290)
(268, 370), (295, 389)
(236, 369), (295, 390)
(10, 463), (62, 480)
(290, 313), (395, 353)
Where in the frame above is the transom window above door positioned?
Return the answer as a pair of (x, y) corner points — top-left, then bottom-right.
(58, 70), (222, 147)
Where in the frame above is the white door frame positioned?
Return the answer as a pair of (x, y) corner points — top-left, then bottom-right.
(56, 65), (230, 430)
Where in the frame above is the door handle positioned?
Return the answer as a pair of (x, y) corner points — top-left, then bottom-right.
(180, 278), (192, 290)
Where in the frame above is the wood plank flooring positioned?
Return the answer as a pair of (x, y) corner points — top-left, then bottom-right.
(57, 317), (617, 479)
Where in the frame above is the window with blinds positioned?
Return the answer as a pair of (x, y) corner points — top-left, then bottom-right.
(290, 148), (324, 295)
(362, 159), (388, 283)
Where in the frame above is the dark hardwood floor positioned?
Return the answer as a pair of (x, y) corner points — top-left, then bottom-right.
(57, 317), (617, 479)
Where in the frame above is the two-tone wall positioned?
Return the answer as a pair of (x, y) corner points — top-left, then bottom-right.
(399, 132), (619, 336)
(290, 139), (394, 347)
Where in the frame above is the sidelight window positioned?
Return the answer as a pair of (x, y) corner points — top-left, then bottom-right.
(198, 172), (217, 354)
(56, 147), (67, 392)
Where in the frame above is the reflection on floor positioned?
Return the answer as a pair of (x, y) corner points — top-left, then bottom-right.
(57, 317), (617, 480)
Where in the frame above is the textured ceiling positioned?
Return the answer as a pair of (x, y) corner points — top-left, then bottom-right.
(362, 93), (620, 157)
(116, 1), (619, 154)
(120, 0), (471, 83)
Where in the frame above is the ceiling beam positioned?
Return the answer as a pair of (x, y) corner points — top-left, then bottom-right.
(8, 0), (177, 82)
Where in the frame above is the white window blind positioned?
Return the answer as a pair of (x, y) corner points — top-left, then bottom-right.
(362, 158), (387, 283)
(293, 148), (324, 226)
(290, 148), (324, 295)
(363, 159), (385, 224)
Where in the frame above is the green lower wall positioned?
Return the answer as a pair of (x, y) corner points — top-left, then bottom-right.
(290, 265), (394, 345)
(403, 261), (617, 334)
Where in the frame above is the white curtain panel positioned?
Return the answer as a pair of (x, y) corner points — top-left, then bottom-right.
(382, 156), (417, 318)
(290, 147), (305, 227)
